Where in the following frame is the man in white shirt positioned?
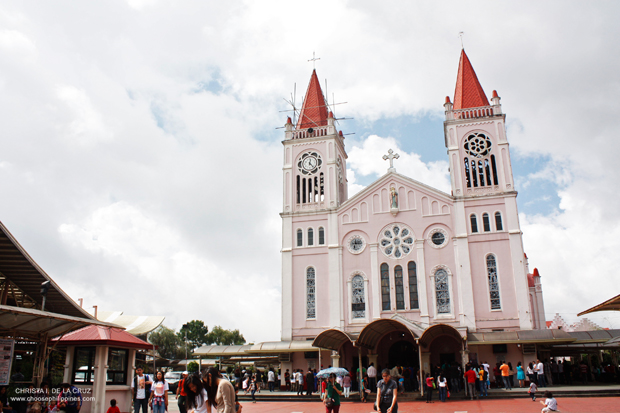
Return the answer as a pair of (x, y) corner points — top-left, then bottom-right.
(296, 370), (304, 395)
(131, 367), (152, 413)
(267, 368), (276, 392)
(536, 360), (546, 387)
(367, 363), (377, 391)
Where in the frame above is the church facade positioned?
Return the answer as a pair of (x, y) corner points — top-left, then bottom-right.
(280, 50), (548, 375)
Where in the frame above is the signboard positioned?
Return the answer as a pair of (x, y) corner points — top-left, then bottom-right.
(0, 339), (15, 386)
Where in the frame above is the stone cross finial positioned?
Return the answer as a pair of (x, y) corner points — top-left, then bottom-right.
(308, 52), (320, 70)
(383, 149), (400, 172)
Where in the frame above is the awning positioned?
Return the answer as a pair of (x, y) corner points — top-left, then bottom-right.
(312, 329), (357, 351)
(567, 329), (620, 343)
(96, 311), (165, 335)
(51, 325), (153, 350)
(578, 294), (620, 316)
(357, 317), (423, 349)
(418, 324), (466, 348)
(0, 304), (122, 340)
(467, 329), (575, 345)
(250, 341), (317, 353)
(0, 221), (94, 319)
(193, 344), (255, 357)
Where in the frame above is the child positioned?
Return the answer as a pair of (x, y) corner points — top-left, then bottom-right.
(249, 377), (257, 403)
(528, 381), (538, 401)
(540, 391), (557, 412)
(106, 399), (120, 413)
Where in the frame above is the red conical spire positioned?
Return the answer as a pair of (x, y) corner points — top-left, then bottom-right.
(296, 69), (329, 129)
(453, 50), (489, 110)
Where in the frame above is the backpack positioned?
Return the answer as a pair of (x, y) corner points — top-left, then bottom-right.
(133, 374), (151, 399)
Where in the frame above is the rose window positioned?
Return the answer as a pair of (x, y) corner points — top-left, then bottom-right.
(380, 224), (414, 258)
(463, 133), (492, 158)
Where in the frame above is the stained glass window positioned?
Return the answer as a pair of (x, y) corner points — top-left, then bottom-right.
(297, 229), (303, 247)
(306, 267), (316, 319)
(380, 224), (414, 258)
(395, 265), (404, 310)
(408, 261), (418, 309)
(470, 214), (478, 233)
(308, 228), (314, 246)
(351, 275), (365, 318)
(380, 263), (390, 311)
(483, 213), (491, 232)
(487, 254), (501, 310)
(495, 212), (503, 231)
(318, 227), (325, 245)
(435, 269), (450, 314)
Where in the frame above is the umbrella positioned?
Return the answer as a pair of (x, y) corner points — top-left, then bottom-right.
(316, 367), (349, 378)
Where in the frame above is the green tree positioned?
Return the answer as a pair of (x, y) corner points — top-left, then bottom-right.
(178, 320), (210, 351)
(187, 361), (199, 373)
(149, 326), (189, 359)
(206, 326), (246, 345)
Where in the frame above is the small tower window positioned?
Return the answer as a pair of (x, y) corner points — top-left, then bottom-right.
(395, 265), (404, 310)
(495, 212), (503, 231)
(464, 157), (471, 188)
(380, 263), (390, 311)
(296, 229), (303, 247)
(408, 261), (418, 310)
(482, 213), (491, 232)
(308, 228), (314, 246)
(318, 227), (325, 245)
(470, 214), (479, 233)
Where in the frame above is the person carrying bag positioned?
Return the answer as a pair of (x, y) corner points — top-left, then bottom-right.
(324, 373), (342, 413)
(375, 369), (398, 413)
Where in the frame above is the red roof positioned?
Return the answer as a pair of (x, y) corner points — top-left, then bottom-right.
(51, 325), (154, 349)
(296, 69), (329, 129)
(546, 321), (553, 328)
(453, 50), (489, 110)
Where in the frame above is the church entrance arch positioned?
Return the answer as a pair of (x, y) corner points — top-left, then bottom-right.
(388, 340), (417, 368)
(418, 324), (465, 370)
(357, 319), (421, 373)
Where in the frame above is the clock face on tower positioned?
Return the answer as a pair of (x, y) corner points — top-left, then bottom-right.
(347, 235), (366, 254)
(297, 151), (322, 175)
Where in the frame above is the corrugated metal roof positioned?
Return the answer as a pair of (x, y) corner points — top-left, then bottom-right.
(578, 294), (620, 316)
(468, 329), (575, 345)
(568, 329), (620, 342)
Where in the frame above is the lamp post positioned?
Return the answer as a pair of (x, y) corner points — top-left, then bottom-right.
(182, 323), (189, 361)
(40, 281), (50, 311)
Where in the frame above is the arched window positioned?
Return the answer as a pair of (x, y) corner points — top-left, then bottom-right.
(408, 261), (418, 309)
(318, 227), (325, 245)
(495, 212), (503, 231)
(435, 269), (450, 314)
(306, 267), (316, 319)
(308, 228), (314, 246)
(351, 275), (365, 318)
(470, 214), (479, 233)
(296, 229), (303, 247)
(482, 213), (491, 232)
(395, 265), (404, 310)
(487, 255), (501, 310)
(380, 263), (390, 311)
(464, 157), (471, 188)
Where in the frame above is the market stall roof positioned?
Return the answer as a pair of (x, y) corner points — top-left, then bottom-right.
(0, 304), (122, 340)
(96, 311), (165, 335)
(193, 344), (255, 357)
(467, 329), (575, 345)
(51, 324), (153, 349)
(578, 294), (620, 316)
(0, 220), (93, 319)
(312, 328), (358, 351)
(250, 341), (317, 353)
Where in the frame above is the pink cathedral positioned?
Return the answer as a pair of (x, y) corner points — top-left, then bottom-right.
(280, 50), (548, 378)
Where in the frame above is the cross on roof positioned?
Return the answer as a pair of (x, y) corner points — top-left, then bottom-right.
(383, 149), (400, 172)
(308, 52), (320, 69)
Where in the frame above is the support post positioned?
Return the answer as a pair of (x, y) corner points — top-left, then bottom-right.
(358, 347), (363, 400)
(418, 343), (424, 397)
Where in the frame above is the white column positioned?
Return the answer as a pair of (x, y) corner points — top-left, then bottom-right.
(328, 212), (343, 327)
(369, 244), (381, 319)
(63, 346), (74, 383)
(453, 200), (476, 330)
(92, 346), (109, 413)
(415, 240), (430, 325)
(281, 216), (293, 340)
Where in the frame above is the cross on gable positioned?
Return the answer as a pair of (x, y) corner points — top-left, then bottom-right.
(308, 52), (320, 69)
(383, 149), (400, 172)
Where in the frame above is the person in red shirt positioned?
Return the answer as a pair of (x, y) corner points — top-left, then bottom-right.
(106, 399), (120, 413)
(464, 367), (477, 400)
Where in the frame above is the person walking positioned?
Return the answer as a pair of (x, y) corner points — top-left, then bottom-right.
(500, 361), (511, 390)
(342, 374), (351, 398)
(185, 374), (209, 413)
(203, 367), (236, 413)
(367, 363), (377, 392)
(437, 373), (448, 402)
(424, 374), (434, 403)
(527, 362), (536, 385)
(464, 367), (477, 400)
(376, 369), (398, 413)
(528, 380), (538, 401)
(176, 371), (189, 413)
(536, 360), (547, 387)
(150, 371), (168, 413)
(478, 366), (488, 397)
(305, 369), (315, 396)
(324, 373), (342, 413)
(249, 377), (257, 403)
(517, 362), (526, 388)
(361, 375), (370, 403)
(267, 368), (275, 392)
(131, 367), (152, 413)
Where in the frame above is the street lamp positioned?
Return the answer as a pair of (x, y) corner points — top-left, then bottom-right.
(40, 281), (50, 311)
(182, 323), (188, 361)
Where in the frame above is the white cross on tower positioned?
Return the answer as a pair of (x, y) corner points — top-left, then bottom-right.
(383, 149), (400, 172)
(308, 51), (320, 69)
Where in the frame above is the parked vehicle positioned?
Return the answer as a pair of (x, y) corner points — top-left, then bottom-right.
(165, 371), (185, 393)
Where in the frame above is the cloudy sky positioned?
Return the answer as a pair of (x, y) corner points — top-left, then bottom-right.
(1, 1), (620, 344)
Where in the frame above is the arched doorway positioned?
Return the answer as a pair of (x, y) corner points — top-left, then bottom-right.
(388, 340), (418, 367)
